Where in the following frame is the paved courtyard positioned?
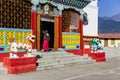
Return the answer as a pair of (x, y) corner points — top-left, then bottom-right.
(1, 47), (120, 80)
(1, 57), (120, 80)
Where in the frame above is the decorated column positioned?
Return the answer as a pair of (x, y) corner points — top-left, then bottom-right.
(79, 19), (84, 55)
(31, 0), (38, 49)
(77, 18), (84, 55)
(58, 4), (64, 48)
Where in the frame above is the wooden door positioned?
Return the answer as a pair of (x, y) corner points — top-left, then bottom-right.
(104, 39), (108, 47)
(54, 17), (59, 50)
(36, 13), (40, 51)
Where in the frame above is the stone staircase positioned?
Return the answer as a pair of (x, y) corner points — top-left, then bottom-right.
(0, 50), (95, 75)
(32, 50), (95, 71)
(0, 62), (7, 75)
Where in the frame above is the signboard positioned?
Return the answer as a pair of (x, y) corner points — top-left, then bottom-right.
(62, 32), (80, 50)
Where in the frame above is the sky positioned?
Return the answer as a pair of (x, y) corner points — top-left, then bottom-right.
(98, 0), (120, 17)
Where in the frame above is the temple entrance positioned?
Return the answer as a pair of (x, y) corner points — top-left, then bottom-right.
(36, 14), (59, 51)
(40, 17), (54, 50)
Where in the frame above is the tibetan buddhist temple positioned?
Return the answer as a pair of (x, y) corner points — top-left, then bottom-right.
(0, 0), (99, 55)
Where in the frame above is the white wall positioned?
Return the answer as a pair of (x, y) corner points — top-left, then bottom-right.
(83, 0), (98, 36)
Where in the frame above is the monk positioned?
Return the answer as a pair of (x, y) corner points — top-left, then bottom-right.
(42, 30), (50, 52)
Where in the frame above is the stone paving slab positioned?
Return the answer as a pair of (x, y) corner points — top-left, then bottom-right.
(1, 47), (120, 75)
(1, 58), (120, 80)
(0, 63), (7, 75)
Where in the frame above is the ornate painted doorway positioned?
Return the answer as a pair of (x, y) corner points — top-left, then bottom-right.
(36, 14), (59, 51)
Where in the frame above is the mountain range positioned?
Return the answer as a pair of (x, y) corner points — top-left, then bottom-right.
(98, 13), (120, 33)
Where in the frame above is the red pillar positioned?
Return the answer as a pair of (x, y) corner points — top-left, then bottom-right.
(31, 10), (36, 49)
(58, 16), (62, 48)
(78, 19), (84, 55)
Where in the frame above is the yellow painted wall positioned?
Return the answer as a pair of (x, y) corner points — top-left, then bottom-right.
(100, 39), (104, 46)
(108, 39), (120, 47)
(100, 39), (120, 47)
(108, 39), (113, 47)
(115, 39), (120, 47)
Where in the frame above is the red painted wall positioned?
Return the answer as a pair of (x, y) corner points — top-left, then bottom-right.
(79, 19), (84, 55)
(58, 16), (62, 48)
(31, 10), (37, 49)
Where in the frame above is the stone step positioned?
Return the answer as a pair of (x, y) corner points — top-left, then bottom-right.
(0, 63), (7, 75)
(37, 53), (91, 62)
(0, 50), (95, 75)
(35, 51), (95, 71)
(38, 55), (92, 62)
(37, 58), (92, 66)
(37, 59), (95, 71)
(32, 50), (67, 55)
(37, 58), (93, 66)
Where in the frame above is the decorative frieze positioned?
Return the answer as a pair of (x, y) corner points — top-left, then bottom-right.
(36, 3), (59, 16)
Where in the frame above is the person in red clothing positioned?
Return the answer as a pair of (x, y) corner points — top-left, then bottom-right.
(42, 30), (50, 52)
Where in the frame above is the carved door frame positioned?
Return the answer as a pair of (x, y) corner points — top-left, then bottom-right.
(36, 14), (58, 51)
